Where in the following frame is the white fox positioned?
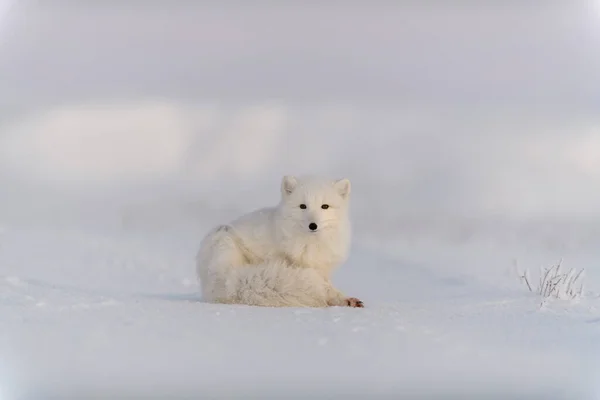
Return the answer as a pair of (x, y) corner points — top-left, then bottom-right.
(195, 175), (363, 308)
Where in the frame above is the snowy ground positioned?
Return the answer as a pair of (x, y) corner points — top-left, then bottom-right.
(1, 198), (600, 399)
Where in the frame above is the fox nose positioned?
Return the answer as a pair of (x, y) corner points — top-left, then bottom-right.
(309, 222), (318, 231)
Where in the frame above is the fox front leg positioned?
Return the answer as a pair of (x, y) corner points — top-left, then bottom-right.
(325, 283), (364, 308)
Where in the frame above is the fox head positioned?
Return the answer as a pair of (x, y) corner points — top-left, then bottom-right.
(274, 175), (352, 270)
(277, 175), (351, 236)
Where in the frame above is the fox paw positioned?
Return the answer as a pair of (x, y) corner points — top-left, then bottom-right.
(345, 297), (364, 308)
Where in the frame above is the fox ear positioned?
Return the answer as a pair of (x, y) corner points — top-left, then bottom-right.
(334, 178), (351, 199)
(281, 175), (297, 196)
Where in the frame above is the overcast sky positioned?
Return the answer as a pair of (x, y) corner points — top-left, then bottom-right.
(1, 2), (599, 108)
(1, 3), (600, 219)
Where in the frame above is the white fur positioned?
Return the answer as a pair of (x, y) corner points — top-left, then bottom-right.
(195, 175), (361, 307)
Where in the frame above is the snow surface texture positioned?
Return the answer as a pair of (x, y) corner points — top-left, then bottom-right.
(2, 2), (600, 399)
(1, 218), (599, 399)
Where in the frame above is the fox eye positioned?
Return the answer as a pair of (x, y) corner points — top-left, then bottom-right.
(299, 204), (307, 209)
(321, 204), (329, 210)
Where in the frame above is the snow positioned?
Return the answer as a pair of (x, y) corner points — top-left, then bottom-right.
(1, 206), (599, 398)
(2, 2), (600, 399)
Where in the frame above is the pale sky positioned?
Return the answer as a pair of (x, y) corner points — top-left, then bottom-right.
(1, 3), (599, 108)
(1, 3), (600, 218)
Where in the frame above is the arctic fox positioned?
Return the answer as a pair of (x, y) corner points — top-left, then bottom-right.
(195, 175), (364, 308)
